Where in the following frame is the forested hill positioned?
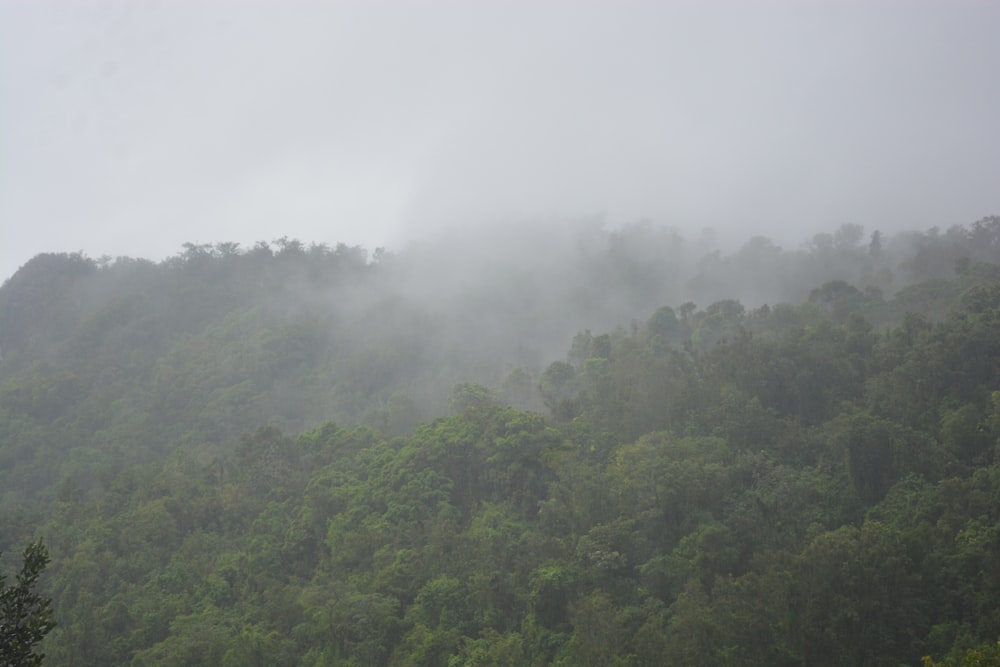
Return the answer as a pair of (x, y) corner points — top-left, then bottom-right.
(3, 219), (998, 469)
(3, 217), (1000, 665)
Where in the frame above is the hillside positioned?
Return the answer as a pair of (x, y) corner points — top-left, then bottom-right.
(2, 218), (1000, 665)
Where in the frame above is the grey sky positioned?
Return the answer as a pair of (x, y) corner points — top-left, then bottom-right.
(2, 0), (998, 282)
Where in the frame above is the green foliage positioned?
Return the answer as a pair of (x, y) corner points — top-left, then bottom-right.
(924, 642), (1000, 667)
(3, 222), (1000, 665)
(1, 540), (55, 667)
(450, 383), (498, 413)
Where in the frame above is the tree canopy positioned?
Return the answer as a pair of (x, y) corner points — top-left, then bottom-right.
(2, 219), (1000, 665)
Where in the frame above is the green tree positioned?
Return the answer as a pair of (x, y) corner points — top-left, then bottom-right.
(923, 641), (1000, 667)
(789, 523), (924, 666)
(1, 539), (55, 667)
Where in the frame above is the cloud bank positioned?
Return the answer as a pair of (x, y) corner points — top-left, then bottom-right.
(1, 0), (998, 282)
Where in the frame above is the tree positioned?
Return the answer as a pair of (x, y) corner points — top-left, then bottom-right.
(923, 641), (1000, 667)
(1, 539), (55, 667)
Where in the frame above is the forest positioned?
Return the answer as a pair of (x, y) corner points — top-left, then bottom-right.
(2, 217), (1000, 666)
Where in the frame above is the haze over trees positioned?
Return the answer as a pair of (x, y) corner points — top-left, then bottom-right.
(2, 217), (1000, 665)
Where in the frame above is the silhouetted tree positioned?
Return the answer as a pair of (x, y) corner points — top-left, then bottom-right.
(1, 539), (55, 667)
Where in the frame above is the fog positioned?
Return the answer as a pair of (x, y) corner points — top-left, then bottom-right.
(2, 0), (998, 282)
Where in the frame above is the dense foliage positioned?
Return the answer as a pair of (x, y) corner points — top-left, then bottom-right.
(2, 218), (1000, 665)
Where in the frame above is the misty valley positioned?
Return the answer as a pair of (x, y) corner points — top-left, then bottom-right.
(4, 218), (1000, 666)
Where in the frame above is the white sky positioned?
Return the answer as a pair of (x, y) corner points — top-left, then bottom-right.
(2, 0), (999, 282)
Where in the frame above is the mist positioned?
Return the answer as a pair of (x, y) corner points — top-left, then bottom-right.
(3, 3), (1000, 653)
(2, 0), (999, 282)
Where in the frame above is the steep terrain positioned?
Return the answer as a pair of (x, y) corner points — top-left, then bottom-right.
(2, 218), (1000, 665)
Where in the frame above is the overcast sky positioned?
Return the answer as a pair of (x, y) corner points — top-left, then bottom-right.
(1, 0), (998, 282)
